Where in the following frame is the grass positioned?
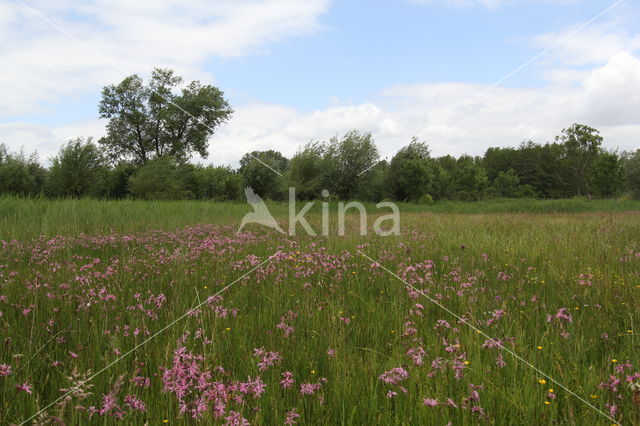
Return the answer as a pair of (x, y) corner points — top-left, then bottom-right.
(1, 196), (640, 240)
(0, 198), (639, 424)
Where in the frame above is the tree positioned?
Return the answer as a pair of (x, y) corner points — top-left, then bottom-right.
(387, 139), (434, 202)
(128, 156), (190, 200)
(451, 156), (489, 201)
(47, 138), (108, 198)
(590, 152), (623, 198)
(323, 130), (379, 200)
(0, 144), (45, 196)
(490, 168), (536, 198)
(99, 68), (233, 165)
(190, 165), (242, 200)
(288, 142), (326, 200)
(556, 123), (603, 197)
(623, 150), (640, 199)
(239, 150), (289, 200)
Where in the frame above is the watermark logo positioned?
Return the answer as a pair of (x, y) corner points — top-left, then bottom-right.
(238, 187), (286, 234)
(238, 187), (400, 236)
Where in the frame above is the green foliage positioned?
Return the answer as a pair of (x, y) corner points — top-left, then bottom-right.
(556, 123), (603, 197)
(288, 142), (326, 200)
(590, 151), (624, 198)
(47, 137), (108, 198)
(448, 155), (489, 201)
(128, 156), (190, 200)
(99, 68), (233, 165)
(191, 164), (242, 200)
(387, 139), (434, 202)
(0, 144), (45, 196)
(488, 168), (537, 198)
(322, 130), (380, 200)
(239, 150), (289, 200)
(623, 149), (640, 199)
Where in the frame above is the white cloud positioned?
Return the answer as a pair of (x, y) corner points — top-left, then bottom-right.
(3, 50), (640, 169)
(408, 0), (580, 9)
(2, 1), (640, 168)
(207, 50), (640, 166)
(0, 0), (329, 115)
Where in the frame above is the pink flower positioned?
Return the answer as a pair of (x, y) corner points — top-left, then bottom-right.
(0, 364), (11, 377)
(379, 367), (409, 385)
(124, 394), (146, 411)
(280, 371), (295, 389)
(16, 382), (33, 395)
(284, 408), (301, 425)
(423, 398), (439, 407)
(300, 383), (322, 395)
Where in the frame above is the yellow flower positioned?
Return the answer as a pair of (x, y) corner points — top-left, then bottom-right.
(390, 330), (395, 334)
(544, 401), (551, 405)
(612, 359), (618, 363)
(548, 389), (554, 393)
(627, 330), (633, 333)
(203, 286), (208, 289)
(538, 379), (547, 385)
(464, 360), (470, 365)
(310, 370), (316, 374)
(163, 420), (169, 424)
(225, 327), (231, 332)
(537, 346), (543, 350)
(590, 394), (598, 399)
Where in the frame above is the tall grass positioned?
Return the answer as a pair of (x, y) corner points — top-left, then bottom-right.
(2, 196), (639, 240)
(0, 199), (639, 424)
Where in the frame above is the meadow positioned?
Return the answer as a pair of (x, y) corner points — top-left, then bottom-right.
(0, 198), (639, 425)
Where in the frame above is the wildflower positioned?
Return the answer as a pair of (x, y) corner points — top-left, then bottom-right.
(537, 346), (543, 350)
(300, 383), (321, 395)
(423, 398), (439, 407)
(386, 391), (398, 399)
(0, 364), (11, 377)
(544, 401), (551, 405)
(124, 394), (146, 411)
(612, 359), (618, 363)
(284, 408), (300, 425)
(280, 372), (294, 389)
(379, 367), (409, 385)
(538, 379), (547, 385)
(16, 382), (33, 395)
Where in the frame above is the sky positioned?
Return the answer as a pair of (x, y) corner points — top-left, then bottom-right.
(1, 0), (639, 167)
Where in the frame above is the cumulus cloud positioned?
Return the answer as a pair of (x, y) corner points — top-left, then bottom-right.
(2, 0), (639, 168)
(209, 50), (640, 165)
(0, 0), (330, 115)
(407, 0), (581, 9)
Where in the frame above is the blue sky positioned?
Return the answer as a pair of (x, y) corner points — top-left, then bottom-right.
(1, 0), (639, 165)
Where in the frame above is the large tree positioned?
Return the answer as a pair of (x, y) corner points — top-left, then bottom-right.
(47, 137), (108, 198)
(239, 150), (289, 200)
(98, 68), (233, 165)
(323, 130), (379, 200)
(556, 123), (603, 197)
(387, 138), (434, 202)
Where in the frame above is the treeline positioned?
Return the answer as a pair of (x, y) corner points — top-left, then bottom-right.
(1, 124), (640, 202)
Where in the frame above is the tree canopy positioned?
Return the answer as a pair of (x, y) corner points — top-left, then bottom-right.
(99, 68), (233, 165)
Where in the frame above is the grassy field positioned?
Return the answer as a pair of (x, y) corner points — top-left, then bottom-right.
(0, 198), (639, 424)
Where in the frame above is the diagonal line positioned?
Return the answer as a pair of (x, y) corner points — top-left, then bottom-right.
(437, 0), (626, 125)
(357, 0), (626, 176)
(13, 0), (283, 177)
(18, 252), (278, 425)
(247, 152), (284, 177)
(357, 250), (620, 425)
